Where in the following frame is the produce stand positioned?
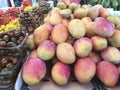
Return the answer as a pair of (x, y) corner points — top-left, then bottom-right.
(0, 0), (120, 90)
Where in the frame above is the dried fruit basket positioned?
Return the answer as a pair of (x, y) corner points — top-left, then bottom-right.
(0, 33), (28, 89)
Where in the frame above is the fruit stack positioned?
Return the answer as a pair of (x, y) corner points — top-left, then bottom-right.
(21, 0), (120, 88)
(19, 1), (51, 34)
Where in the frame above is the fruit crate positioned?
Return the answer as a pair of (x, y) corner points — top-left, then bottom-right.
(0, 33), (28, 87)
(19, 1), (51, 34)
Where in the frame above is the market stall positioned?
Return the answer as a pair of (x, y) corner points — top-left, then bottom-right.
(0, 0), (120, 90)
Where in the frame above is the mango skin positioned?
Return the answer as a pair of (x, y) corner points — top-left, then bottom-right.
(56, 42), (76, 64)
(91, 36), (108, 51)
(94, 17), (114, 37)
(85, 22), (96, 37)
(51, 23), (69, 44)
(74, 58), (96, 83)
(108, 30), (120, 48)
(37, 40), (56, 61)
(74, 8), (88, 19)
(22, 58), (46, 85)
(81, 17), (92, 26)
(51, 62), (71, 85)
(101, 46), (120, 64)
(29, 49), (38, 58)
(89, 51), (101, 63)
(26, 34), (36, 50)
(33, 25), (50, 46)
(118, 64), (120, 75)
(68, 19), (86, 39)
(88, 6), (99, 20)
(73, 37), (93, 57)
(96, 61), (119, 87)
(49, 10), (63, 25)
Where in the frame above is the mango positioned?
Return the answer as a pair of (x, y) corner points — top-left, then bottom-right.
(81, 17), (92, 26)
(43, 23), (53, 32)
(29, 49), (38, 58)
(74, 8), (88, 19)
(68, 3), (78, 12)
(74, 37), (92, 57)
(91, 36), (108, 51)
(60, 9), (72, 19)
(49, 10), (63, 25)
(101, 46), (120, 64)
(51, 23), (69, 44)
(107, 16), (120, 26)
(33, 25), (49, 45)
(57, 2), (67, 10)
(68, 19), (86, 39)
(62, 19), (70, 27)
(74, 58), (96, 83)
(108, 30), (120, 48)
(22, 58), (46, 85)
(89, 51), (101, 63)
(94, 17), (114, 37)
(56, 42), (76, 64)
(85, 22), (96, 37)
(26, 34), (36, 50)
(51, 62), (71, 85)
(37, 40), (56, 61)
(99, 7), (109, 18)
(96, 61), (119, 87)
(88, 6), (99, 20)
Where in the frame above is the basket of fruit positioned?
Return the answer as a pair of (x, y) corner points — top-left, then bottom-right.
(0, 55), (25, 88)
(0, 31), (28, 56)
(0, 32), (28, 88)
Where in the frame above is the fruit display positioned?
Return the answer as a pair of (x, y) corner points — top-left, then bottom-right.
(0, 33), (28, 87)
(0, 54), (27, 86)
(0, 7), (21, 26)
(19, 1), (51, 34)
(0, 56), (18, 72)
(20, 0), (120, 88)
(6, 7), (20, 18)
(0, 19), (21, 33)
(89, 0), (120, 10)
(0, 27), (26, 47)
(0, 10), (6, 26)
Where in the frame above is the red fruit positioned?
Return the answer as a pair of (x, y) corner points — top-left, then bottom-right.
(94, 17), (114, 37)
(97, 61), (119, 87)
(74, 58), (96, 83)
